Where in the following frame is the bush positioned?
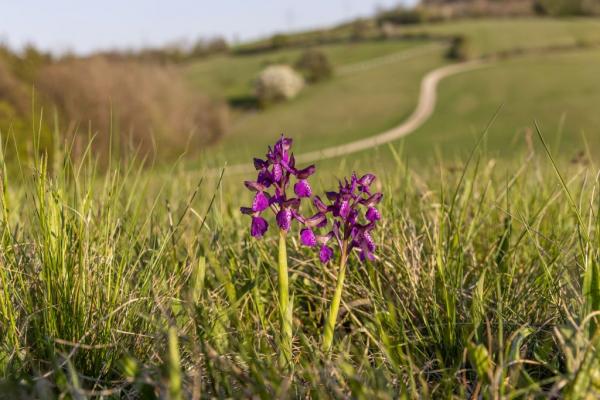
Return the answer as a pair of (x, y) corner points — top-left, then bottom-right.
(350, 19), (371, 41)
(582, 0), (600, 14)
(36, 57), (229, 158)
(446, 36), (472, 61)
(254, 65), (304, 106)
(0, 58), (55, 159)
(420, 1), (535, 18)
(190, 37), (229, 58)
(294, 49), (333, 83)
(377, 7), (427, 25)
(0, 60), (29, 116)
(534, 0), (599, 15)
(271, 34), (289, 50)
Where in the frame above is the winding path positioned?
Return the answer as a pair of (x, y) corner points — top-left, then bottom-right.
(219, 59), (488, 176)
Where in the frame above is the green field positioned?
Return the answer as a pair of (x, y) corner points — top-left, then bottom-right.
(405, 48), (600, 160)
(186, 40), (446, 164)
(221, 48), (447, 161)
(186, 40), (431, 99)
(185, 18), (600, 168)
(401, 17), (600, 56)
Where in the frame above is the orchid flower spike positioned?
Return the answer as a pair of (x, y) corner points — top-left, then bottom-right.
(300, 172), (382, 263)
(240, 135), (316, 237)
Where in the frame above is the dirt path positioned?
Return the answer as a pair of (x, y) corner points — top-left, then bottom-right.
(220, 59), (488, 175)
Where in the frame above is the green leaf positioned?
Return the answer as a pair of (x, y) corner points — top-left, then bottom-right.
(468, 342), (492, 384)
(190, 256), (206, 304)
(167, 326), (182, 400)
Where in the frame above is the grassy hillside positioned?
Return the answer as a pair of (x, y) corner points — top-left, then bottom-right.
(187, 40), (445, 163)
(399, 17), (600, 57)
(184, 18), (600, 167)
(186, 40), (432, 100)
(405, 48), (600, 159)
(218, 46), (446, 161)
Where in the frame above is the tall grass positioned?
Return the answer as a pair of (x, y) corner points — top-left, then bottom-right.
(0, 134), (599, 398)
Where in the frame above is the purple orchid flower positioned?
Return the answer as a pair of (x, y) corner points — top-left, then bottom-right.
(240, 135), (316, 237)
(300, 172), (382, 263)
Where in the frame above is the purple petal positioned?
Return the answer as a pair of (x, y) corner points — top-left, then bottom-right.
(240, 207), (254, 215)
(317, 217), (328, 228)
(295, 165), (315, 179)
(244, 181), (266, 192)
(272, 164), (283, 182)
(276, 208), (292, 231)
(277, 136), (293, 152)
(366, 207), (381, 222)
(326, 191), (339, 201)
(274, 136), (293, 163)
(266, 146), (276, 162)
(275, 136), (292, 150)
(364, 221), (377, 232)
(270, 188), (285, 206)
(300, 228), (317, 247)
(257, 170), (273, 187)
(252, 192), (269, 212)
(320, 245), (334, 263)
(294, 179), (312, 198)
(358, 173), (376, 186)
(350, 174), (359, 192)
(316, 231), (333, 245)
(332, 221), (341, 240)
(282, 137), (293, 149)
(251, 217), (268, 238)
(363, 232), (376, 252)
(339, 200), (350, 218)
(360, 193), (383, 207)
(348, 209), (358, 225)
(280, 156), (295, 173)
(254, 158), (268, 170)
(305, 213), (326, 228)
(313, 196), (328, 213)
(283, 198), (301, 210)
(359, 250), (375, 262)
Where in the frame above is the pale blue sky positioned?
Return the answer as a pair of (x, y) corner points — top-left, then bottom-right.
(1, 0), (413, 54)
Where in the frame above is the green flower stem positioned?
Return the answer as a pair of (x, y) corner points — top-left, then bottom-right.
(322, 243), (348, 353)
(278, 229), (292, 367)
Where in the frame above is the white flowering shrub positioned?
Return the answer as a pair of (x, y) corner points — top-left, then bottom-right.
(254, 65), (304, 105)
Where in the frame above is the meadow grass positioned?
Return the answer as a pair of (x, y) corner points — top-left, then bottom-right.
(185, 40), (445, 164)
(404, 48), (600, 160)
(213, 47), (446, 163)
(1, 131), (600, 398)
(185, 40), (431, 100)
(398, 18), (600, 57)
(199, 44), (600, 168)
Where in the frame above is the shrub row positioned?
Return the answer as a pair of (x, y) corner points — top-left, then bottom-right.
(535, 0), (600, 15)
(0, 48), (229, 161)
